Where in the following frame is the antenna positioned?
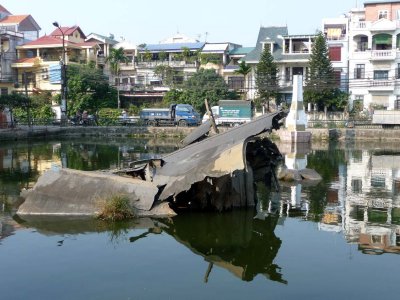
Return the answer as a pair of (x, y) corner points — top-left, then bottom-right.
(205, 32), (208, 42)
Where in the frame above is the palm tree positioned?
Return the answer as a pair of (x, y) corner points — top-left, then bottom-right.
(106, 47), (128, 108)
(234, 61), (252, 98)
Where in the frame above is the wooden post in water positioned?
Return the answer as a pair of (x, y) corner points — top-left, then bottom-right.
(205, 99), (219, 134)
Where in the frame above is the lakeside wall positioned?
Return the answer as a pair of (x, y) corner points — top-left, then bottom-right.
(2, 125), (400, 142)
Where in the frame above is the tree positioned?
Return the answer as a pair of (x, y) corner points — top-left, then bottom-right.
(234, 61), (252, 98)
(158, 51), (168, 61)
(154, 65), (179, 86)
(255, 46), (279, 112)
(0, 92), (29, 124)
(67, 64), (117, 114)
(181, 47), (191, 63)
(106, 47), (128, 108)
(304, 32), (348, 111)
(163, 69), (238, 113)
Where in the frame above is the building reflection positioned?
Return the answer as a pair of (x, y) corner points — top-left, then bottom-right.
(318, 148), (400, 255)
(274, 143), (400, 255)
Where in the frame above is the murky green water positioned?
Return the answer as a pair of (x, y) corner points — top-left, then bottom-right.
(1, 138), (399, 300)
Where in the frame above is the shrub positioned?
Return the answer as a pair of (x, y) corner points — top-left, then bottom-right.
(97, 194), (134, 221)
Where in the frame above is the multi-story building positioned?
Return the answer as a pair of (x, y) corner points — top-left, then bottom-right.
(12, 26), (103, 94)
(348, 1), (400, 111)
(243, 26), (316, 105)
(0, 5), (40, 95)
(323, 15), (350, 93)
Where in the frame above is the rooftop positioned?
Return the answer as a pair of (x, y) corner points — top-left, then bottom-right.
(0, 15), (29, 24)
(141, 42), (205, 52)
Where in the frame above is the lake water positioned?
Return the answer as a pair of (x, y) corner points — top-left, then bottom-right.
(1, 138), (399, 300)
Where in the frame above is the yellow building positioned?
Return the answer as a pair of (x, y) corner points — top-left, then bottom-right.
(12, 26), (102, 95)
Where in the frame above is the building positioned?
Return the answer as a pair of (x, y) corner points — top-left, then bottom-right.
(348, 1), (400, 111)
(0, 5), (41, 95)
(323, 15), (350, 93)
(243, 26), (316, 104)
(222, 46), (254, 95)
(12, 26), (103, 94)
(85, 32), (119, 71)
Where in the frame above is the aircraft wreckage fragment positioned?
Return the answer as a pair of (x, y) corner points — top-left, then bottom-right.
(17, 111), (287, 217)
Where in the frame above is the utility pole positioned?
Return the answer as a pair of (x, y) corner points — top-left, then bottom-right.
(23, 71), (31, 128)
(53, 21), (67, 126)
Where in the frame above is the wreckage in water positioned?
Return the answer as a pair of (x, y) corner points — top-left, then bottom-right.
(17, 111), (287, 217)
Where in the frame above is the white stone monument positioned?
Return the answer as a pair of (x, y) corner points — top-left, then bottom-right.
(281, 75), (311, 143)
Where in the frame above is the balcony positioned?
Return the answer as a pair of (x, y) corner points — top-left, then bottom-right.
(120, 62), (135, 71)
(351, 20), (398, 31)
(371, 50), (396, 61)
(136, 60), (197, 69)
(368, 80), (395, 91)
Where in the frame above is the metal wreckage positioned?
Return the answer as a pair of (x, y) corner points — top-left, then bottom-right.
(17, 110), (287, 217)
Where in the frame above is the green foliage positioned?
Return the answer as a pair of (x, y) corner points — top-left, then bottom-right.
(106, 47), (128, 76)
(0, 92), (29, 110)
(154, 65), (180, 86)
(255, 46), (279, 111)
(158, 51), (167, 61)
(97, 108), (121, 125)
(97, 194), (134, 221)
(234, 61), (252, 76)
(163, 69), (238, 113)
(200, 53), (222, 64)
(143, 50), (152, 61)
(67, 64), (117, 115)
(304, 32), (348, 111)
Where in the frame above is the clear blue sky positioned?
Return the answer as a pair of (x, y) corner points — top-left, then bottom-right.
(4, 0), (364, 46)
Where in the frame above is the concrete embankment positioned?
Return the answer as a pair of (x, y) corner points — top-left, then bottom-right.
(2, 125), (400, 143)
(0, 125), (196, 142)
(275, 128), (400, 141)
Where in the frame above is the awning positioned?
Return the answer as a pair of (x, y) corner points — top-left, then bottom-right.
(373, 34), (392, 44)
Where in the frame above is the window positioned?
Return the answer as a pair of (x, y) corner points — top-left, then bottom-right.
(395, 96), (400, 110)
(397, 63), (400, 79)
(329, 46), (341, 61)
(378, 10), (388, 19)
(351, 178), (362, 193)
(355, 64), (365, 79)
(374, 70), (389, 80)
(285, 67), (291, 81)
(0, 88), (8, 95)
(228, 77), (244, 90)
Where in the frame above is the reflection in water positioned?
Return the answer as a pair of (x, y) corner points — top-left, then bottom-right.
(16, 210), (285, 284)
(2, 139), (400, 259)
(158, 211), (285, 283)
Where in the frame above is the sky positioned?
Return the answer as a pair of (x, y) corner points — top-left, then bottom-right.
(3, 0), (365, 46)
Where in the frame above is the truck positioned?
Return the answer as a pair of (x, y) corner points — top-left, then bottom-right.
(202, 100), (254, 126)
(140, 103), (201, 127)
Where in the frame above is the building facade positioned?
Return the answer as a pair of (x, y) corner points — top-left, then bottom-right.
(348, 1), (400, 111)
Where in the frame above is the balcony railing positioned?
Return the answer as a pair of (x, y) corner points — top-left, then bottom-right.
(371, 50), (396, 60)
(137, 61), (197, 68)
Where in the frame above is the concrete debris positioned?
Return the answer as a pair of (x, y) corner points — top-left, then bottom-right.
(17, 110), (287, 217)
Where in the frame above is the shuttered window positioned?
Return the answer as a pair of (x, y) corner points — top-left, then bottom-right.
(329, 47), (341, 61)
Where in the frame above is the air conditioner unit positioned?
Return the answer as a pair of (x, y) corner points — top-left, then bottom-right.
(42, 74), (49, 79)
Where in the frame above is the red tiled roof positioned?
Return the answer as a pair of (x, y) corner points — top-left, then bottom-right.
(15, 57), (37, 64)
(76, 41), (99, 47)
(0, 15), (29, 24)
(0, 5), (11, 15)
(22, 35), (79, 47)
(50, 26), (86, 39)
